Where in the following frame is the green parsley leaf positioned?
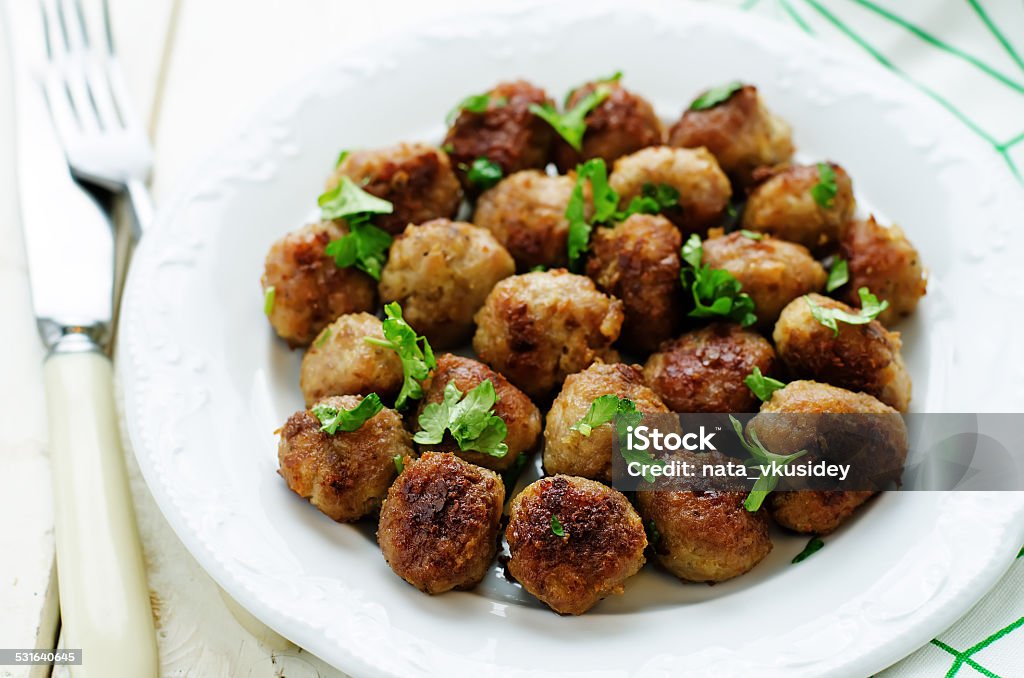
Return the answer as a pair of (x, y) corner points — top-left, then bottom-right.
(618, 182), (680, 220)
(739, 229), (763, 240)
(564, 71), (623, 106)
(550, 514), (566, 537)
(312, 394), (383, 434)
(263, 286), (276, 316)
(689, 81), (743, 111)
(313, 328), (332, 348)
(446, 92), (507, 125)
(364, 302), (436, 409)
(565, 158), (616, 271)
(529, 265), (548, 272)
(729, 415), (808, 512)
(744, 366), (786, 402)
(335, 149), (350, 168)
(393, 454), (405, 474)
(811, 162), (838, 209)
(645, 519), (661, 546)
(413, 380), (509, 458)
(571, 394), (637, 437)
(679, 234), (758, 326)
(826, 257), (849, 293)
(324, 216), (393, 281)
(805, 287), (889, 337)
(318, 175), (394, 221)
(464, 156), (503, 190)
(530, 85), (612, 151)
(792, 536), (825, 564)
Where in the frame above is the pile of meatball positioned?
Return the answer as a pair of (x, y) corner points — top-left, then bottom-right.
(264, 77), (926, 615)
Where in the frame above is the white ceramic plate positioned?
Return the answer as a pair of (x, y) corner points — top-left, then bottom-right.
(118, 1), (1024, 676)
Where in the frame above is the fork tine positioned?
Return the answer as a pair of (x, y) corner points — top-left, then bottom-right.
(39, 0), (81, 140)
(72, 0), (124, 130)
(42, 0), (101, 133)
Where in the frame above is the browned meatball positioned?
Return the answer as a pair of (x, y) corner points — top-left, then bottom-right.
(377, 452), (504, 594)
(329, 143), (462, 235)
(505, 475), (646, 615)
(300, 313), (403, 407)
(608, 146), (732, 236)
(774, 295), (911, 411)
(586, 214), (682, 353)
(840, 216), (927, 325)
(544, 362), (670, 482)
(637, 487), (772, 582)
(472, 270), (624, 400)
(415, 354), (541, 472)
(701, 231), (827, 329)
(741, 163), (856, 252)
(262, 221), (377, 347)
(552, 81), (663, 173)
(443, 80), (555, 192)
(668, 84), (793, 187)
(277, 395), (414, 522)
(644, 324), (777, 413)
(472, 171), (580, 271)
(767, 490), (875, 535)
(378, 219), (514, 348)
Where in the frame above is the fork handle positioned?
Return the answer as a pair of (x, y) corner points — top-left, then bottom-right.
(125, 178), (155, 241)
(45, 343), (158, 677)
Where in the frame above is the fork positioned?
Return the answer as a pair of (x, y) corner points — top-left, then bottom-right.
(40, 0), (155, 240)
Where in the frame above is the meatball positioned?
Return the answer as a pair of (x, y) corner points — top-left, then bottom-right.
(277, 395), (414, 522)
(472, 170), (580, 271)
(472, 269), (624, 400)
(773, 294), (911, 411)
(552, 80), (663, 173)
(741, 163), (856, 252)
(378, 219), (515, 348)
(544, 362), (670, 482)
(415, 354), (541, 472)
(443, 80), (555, 192)
(840, 216), (926, 325)
(328, 142), (462, 235)
(644, 324), (777, 413)
(377, 452), (504, 594)
(767, 490), (875, 535)
(505, 475), (647, 615)
(262, 221), (377, 347)
(586, 213), (682, 353)
(637, 487), (772, 582)
(701, 231), (827, 329)
(300, 313), (404, 407)
(608, 146), (732, 236)
(668, 84), (793, 187)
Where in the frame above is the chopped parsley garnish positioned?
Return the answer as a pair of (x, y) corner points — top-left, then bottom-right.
(680, 234), (757, 327)
(313, 328), (332, 348)
(811, 162), (838, 208)
(689, 81), (743, 111)
(413, 380), (509, 458)
(312, 393), (383, 434)
(571, 394), (638, 437)
(464, 156), (503, 190)
(564, 71), (623, 106)
(529, 265), (548, 272)
(550, 514), (566, 537)
(393, 454), (405, 474)
(739, 229), (763, 240)
(792, 537), (825, 564)
(826, 257), (849, 293)
(645, 519), (661, 546)
(446, 92), (507, 125)
(730, 415), (808, 512)
(319, 176), (395, 280)
(335, 149), (350, 168)
(805, 287), (889, 337)
(319, 175), (394, 221)
(621, 182), (680, 218)
(744, 366), (786, 402)
(364, 302), (436, 409)
(530, 83), (612, 151)
(263, 286), (276, 316)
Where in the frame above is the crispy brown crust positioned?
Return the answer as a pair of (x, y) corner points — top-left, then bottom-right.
(378, 219), (515, 348)
(415, 354), (541, 471)
(840, 216), (927, 325)
(544, 362), (669, 482)
(505, 475), (647, 615)
(773, 294), (911, 411)
(444, 80), (555, 192)
(768, 490), (875, 535)
(277, 396), (414, 522)
(472, 270), (624, 400)
(377, 452), (504, 594)
(644, 323), (777, 413)
(741, 162), (855, 252)
(701, 231), (827, 329)
(330, 142), (462, 234)
(667, 85), (793, 187)
(553, 81), (664, 173)
(586, 214), (683, 353)
(637, 489), (772, 582)
(261, 221), (377, 347)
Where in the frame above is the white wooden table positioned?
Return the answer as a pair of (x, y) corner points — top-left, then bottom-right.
(2, 1), (1022, 676)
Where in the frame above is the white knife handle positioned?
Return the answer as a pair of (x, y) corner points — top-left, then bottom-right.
(44, 347), (158, 678)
